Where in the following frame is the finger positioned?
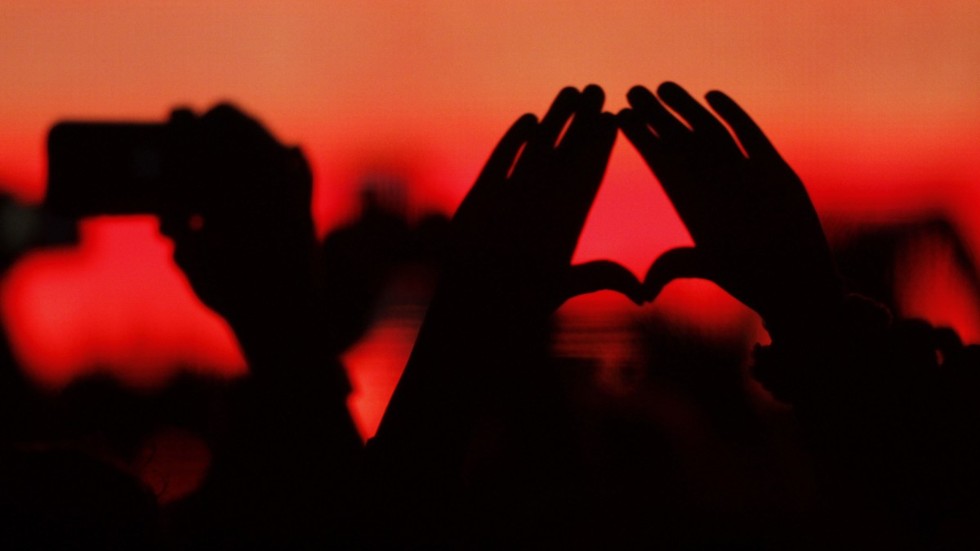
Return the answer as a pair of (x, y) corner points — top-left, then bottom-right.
(656, 82), (732, 140)
(196, 103), (287, 210)
(519, 105), (617, 265)
(626, 85), (689, 140)
(522, 87), (612, 264)
(562, 109), (617, 204)
(202, 103), (261, 132)
(619, 107), (715, 235)
(201, 103), (283, 154)
(544, 110), (617, 253)
(580, 83), (605, 111)
(557, 84), (604, 149)
(642, 246), (718, 302)
(201, 103), (258, 136)
(557, 260), (644, 307)
(457, 113), (537, 219)
(558, 85), (614, 184)
(476, 113), (538, 184)
(168, 107), (196, 126)
(616, 107), (665, 167)
(520, 87), (580, 162)
(551, 84), (605, 164)
(704, 90), (780, 160)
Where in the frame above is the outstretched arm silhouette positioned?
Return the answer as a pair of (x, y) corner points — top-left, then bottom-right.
(367, 85), (636, 544)
(618, 82), (843, 337)
(376, 84), (630, 443)
(157, 104), (360, 547)
(617, 84), (980, 546)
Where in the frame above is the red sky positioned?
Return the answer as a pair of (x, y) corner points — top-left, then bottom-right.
(1, 1), (979, 434)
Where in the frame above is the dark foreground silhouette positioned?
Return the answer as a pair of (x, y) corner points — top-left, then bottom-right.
(1, 83), (979, 549)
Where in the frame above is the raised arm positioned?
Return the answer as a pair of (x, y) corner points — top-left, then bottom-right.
(620, 83), (980, 546)
(158, 104), (360, 546)
(366, 85), (637, 544)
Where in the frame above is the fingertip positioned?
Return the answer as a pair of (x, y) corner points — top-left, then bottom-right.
(507, 113), (538, 139)
(542, 87), (582, 122)
(582, 84), (605, 105)
(556, 86), (581, 102)
(704, 90), (726, 101)
(626, 85), (653, 104)
(168, 107), (196, 124)
(704, 90), (733, 109)
(657, 81), (684, 98)
(516, 112), (538, 126)
(704, 90), (746, 122)
(203, 102), (264, 133)
(201, 103), (242, 132)
(204, 102), (240, 118)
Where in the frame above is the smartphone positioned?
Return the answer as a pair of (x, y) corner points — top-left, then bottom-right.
(46, 122), (170, 217)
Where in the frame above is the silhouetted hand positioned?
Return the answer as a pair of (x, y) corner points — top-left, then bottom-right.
(618, 82), (842, 335)
(377, 85), (633, 441)
(369, 87), (636, 545)
(445, 84), (641, 317)
(159, 104), (319, 365)
(154, 106), (361, 548)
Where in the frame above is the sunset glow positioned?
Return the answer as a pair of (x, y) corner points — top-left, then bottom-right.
(1, 1), (979, 436)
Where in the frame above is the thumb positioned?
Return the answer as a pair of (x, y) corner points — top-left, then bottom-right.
(556, 260), (644, 308)
(643, 246), (718, 302)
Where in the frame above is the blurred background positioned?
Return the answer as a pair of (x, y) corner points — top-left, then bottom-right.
(1, 1), (979, 443)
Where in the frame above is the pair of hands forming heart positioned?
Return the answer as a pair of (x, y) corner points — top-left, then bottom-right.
(449, 83), (843, 338)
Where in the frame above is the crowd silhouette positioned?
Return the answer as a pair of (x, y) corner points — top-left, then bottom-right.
(1, 82), (979, 549)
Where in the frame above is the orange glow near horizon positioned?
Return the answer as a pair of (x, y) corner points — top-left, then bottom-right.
(2, 2), (979, 436)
